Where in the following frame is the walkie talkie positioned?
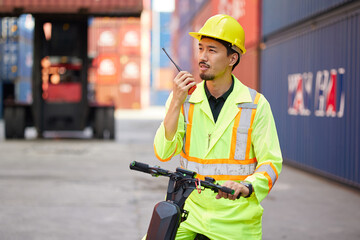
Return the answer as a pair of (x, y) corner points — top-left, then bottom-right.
(162, 48), (196, 95)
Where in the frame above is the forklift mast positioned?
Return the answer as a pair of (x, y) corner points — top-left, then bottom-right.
(33, 15), (88, 133)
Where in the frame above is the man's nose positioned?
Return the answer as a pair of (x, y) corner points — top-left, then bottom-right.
(199, 50), (208, 61)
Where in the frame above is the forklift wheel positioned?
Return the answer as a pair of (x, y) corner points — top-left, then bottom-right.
(4, 107), (26, 139)
(106, 108), (115, 140)
(94, 108), (105, 139)
(14, 107), (26, 139)
(4, 107), (14, 139)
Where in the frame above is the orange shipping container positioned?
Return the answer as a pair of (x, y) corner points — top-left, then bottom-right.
(118, 20), (141, 56)
(94, 54), (120, 85)
(94, 83), (141, 110)
(88, 18), (123, 56)
(116, 83), (141, 109)
(94, 84), (118, 106)
(119, 55), (141, 84)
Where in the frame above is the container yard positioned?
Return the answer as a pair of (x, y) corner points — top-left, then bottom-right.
(0, 0), (359, 239)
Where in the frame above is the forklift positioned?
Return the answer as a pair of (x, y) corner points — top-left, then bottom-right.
(4, 15), (115, 139)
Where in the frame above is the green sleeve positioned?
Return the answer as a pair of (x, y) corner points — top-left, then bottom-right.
(246, 94), (283, 202)
(153, 93), (185, 162)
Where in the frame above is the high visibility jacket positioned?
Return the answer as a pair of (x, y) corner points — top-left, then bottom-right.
(154, 75), (282, 240)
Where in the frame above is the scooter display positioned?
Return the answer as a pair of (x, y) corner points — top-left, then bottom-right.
(129, 161), (238, 240)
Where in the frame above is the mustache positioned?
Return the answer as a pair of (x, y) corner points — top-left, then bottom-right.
(199, 62), (210, 68)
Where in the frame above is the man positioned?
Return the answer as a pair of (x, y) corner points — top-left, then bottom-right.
(154, 14), (282, 240)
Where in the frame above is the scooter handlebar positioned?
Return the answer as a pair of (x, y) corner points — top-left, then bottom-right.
(130, 161), (151, 174)
(219, 186), (234, 195)
(130, 161), (240, 198)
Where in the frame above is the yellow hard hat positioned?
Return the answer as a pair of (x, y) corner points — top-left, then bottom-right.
(189, 14), (246, 54)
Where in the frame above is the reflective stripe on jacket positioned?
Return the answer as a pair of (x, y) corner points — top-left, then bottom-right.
(180, 87), (259, 181)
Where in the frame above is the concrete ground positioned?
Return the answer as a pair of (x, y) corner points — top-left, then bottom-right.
(0, 108), (359, 240)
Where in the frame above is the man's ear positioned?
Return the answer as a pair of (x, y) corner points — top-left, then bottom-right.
(229, 53), (239, 67)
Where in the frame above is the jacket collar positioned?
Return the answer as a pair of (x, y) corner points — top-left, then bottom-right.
(188, 74), (252, 104)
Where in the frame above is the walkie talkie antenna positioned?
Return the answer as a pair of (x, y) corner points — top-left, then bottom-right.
(161, 47), (196, 95)
(162, 48), (182, 72)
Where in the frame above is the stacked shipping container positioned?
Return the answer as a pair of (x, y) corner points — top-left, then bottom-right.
(172, 0), (260, 92)
(0, 15), (34, 118)
(260, 0), (359, 187)
(88, 17), (142, 109)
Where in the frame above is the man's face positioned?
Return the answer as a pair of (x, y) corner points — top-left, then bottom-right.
(198, 37), (231, 81)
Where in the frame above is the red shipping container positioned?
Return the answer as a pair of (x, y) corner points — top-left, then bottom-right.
(94, 54), (120, 85)
(88, 18), (123, 56)
(232, 46), (259, 91)
(213, 0), (260, 48)
(118, 21), (141, 56)
(95, 27), (119, 53)
(191, 2), (217, 82)
(0, 0), (143, 15)
(187, 0), (260, 49)
(116, 83), (141, 109)
(94, 84), (117, 106)
(119, 56), (141, 84)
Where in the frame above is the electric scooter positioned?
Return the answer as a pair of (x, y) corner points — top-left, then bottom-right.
(129, 161), (238, 240)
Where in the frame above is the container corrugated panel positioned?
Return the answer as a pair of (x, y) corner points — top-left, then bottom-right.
(176, 0), (208, 30)
(118, 19), (141, 56)
(159, 12), (172, 68)
(233, 46), (259, 91)
(18, 14), (34, 41)
(0, 81), (3, 119)
(212, 0), (260, 48)
(0, 39), (18, 80)
(177, 24), (193, 73)
(260, 4), (360, 187)
(15, 79), (32, 103)
(262, 0), (354, 37)
(18, 39), (33, 78)
(0, 0), (143, 15)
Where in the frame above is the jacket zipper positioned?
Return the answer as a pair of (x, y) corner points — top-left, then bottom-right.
(208, 133), (211, 149)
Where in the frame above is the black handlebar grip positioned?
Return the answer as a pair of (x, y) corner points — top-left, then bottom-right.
(219, 186), (241, 199)
(219, 186), (235, 195)
(129, 161), (151, 174)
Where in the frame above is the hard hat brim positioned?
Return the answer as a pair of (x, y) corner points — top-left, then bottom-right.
(189, 32), (246, 54)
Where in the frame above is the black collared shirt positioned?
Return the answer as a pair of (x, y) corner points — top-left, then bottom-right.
(204, 78), (234, 123)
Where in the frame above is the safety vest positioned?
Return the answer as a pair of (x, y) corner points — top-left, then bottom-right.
(180, 87), (268, 182)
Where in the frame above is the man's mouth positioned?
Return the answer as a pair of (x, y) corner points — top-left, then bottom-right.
(199, 62), (210, 71)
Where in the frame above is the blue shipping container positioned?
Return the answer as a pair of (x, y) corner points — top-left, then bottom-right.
(176, 0), (208, 30)
(0, 40), (18, 80)
(159, 12), (172, 68)
(260, 4), (360, 188)
(18, 39), (33, 78)
(15, 79), (32, 103)
(18, 14), (34, 40)
(0, 81), (2, 119)
(262, 0), (354, 37)
(0, 17), (18, 38)
(176, 24), (193, 72)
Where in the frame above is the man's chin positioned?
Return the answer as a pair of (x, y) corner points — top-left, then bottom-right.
(200, 73), (215, 81)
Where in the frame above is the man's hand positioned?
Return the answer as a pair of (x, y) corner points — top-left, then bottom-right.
(163, 71), (196, 141)
(215, 181), (250, 200)
(172, 71), (196, 104)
